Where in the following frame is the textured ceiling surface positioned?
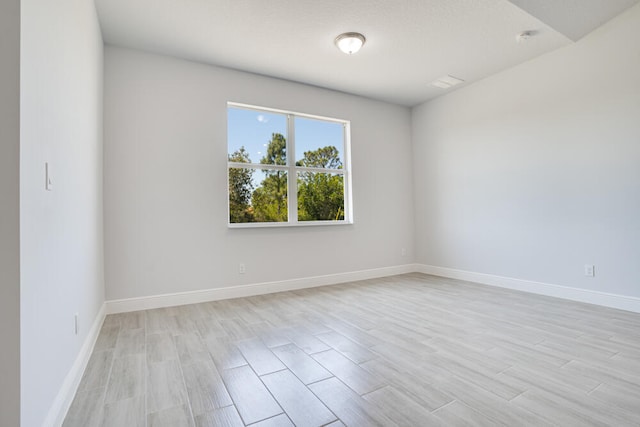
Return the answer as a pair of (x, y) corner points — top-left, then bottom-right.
(95, 0), (639, 106)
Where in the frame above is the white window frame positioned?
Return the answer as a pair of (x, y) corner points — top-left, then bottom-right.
(227, 102), (353, 228)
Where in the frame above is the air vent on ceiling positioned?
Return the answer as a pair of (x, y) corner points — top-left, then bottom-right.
(430, 75), (465, 89)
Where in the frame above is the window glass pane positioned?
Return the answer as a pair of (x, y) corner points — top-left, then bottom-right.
(229, 168), (288, 223)
(228, 166), (255, 223)
(252, 169), (288, 223)
(228, 107), (287, 165)
(295, 117), (343, 169)
(297, 172), (345, 221)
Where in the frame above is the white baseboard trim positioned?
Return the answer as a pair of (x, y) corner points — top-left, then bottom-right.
(417, 264), (640, 313)
(105, 262), (640, 315)
(45, 303), (106, 427)
(105, 264), (419, 314)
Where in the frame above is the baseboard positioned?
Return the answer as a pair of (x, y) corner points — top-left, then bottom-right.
(417, 264), (640, 313)
(45, 302), (106, 427)
(105, 262), (640, 315)
(105, 264), (419, 314)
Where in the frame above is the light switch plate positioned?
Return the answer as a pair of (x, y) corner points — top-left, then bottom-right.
(45, 162), (53, 191)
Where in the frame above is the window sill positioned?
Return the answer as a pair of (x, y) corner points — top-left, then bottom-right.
(228, 220), (353, 229)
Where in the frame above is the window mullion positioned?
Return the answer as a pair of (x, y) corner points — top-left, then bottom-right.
(294, 166), (345, 174)
(343, 122), (352, 223)
(287, 114), (298, 223)
(228, 162), (289, 171)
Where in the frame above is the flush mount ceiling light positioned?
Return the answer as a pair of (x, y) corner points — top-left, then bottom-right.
(335, 32), (366, 55)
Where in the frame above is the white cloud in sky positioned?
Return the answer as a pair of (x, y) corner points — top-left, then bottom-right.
(257, 114), (269, 123)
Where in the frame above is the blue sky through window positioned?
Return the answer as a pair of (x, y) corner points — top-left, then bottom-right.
(228, 107), (344, 166)
(228, 106), (345, 193)
(295, 117), (343, 167)
(227, 107), (286, 164)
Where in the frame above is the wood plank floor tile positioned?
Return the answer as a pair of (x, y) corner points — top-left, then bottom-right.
(319, 320), (380, 349)
(282, 328), (331, 355)
(366, 327), (433, 355)
(147, 359), (189, 413)
(271, 343), (332, 385)
(195, 317), (227, 340)
(250, 323), (292, 348)
(362, 386), (443, 426)
(261, 369), (336, 427)
(510, 389), (624, 427)
(146, 308), (177, 334)
(94, 324), (120, 351)
(360, 358), (454, 411)
(102, 395), (145, 427)
(194, 406), (244, 427)
(589, 383), (640, 419)
(308, 377), (398, 427)
(207, 301), (242, 321)
(219, 318), (256, 341)
(113, 328), (145, 357)
(333, 309), (379, 330)
(249, 414), (295, 427)
(312, 349), (384, 395)
(204, 336), (248, 370)
(112, 311), (145, 330)
(62, 387), (105, 427)
(148, 404), (195, 427)
(499, 364), (600, 396)
(171, 315), (199, 336)
(105, 354), (145, 404)
(77, 349), (113, 392)
(175, 332), (211, 366)
(432, 400), (500, 427)
(235, 337), (286, 376)
(604, 352), (640, 376)
(147, 331), (179, 363)
(182, 359), (233, 416)
(315, 331), (377, 364)
(422, 351), (525, 400)
(427, 336), (509, 374)
(562, 359), (640, 391)
(430, 373), (551, 426)
(220, 365), (283, 425)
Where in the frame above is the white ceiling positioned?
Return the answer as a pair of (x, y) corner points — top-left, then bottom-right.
(95, 0), (639, 106)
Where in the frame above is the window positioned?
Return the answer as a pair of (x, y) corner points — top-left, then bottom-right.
(227, 103), (352, 227)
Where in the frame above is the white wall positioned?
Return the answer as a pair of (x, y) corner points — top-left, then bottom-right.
(104, 47), (414, 301)
(0, 0), (21, 425)
(412, 4), (640, 298)
(20, 0), (105, 425)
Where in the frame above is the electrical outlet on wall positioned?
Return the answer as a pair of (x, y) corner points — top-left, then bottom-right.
(239, 263), (246, 274)
(584, 264), (595, 277)
(401, 248), (407, 257)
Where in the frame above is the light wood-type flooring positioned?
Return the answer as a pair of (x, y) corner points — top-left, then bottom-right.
(64, 273), (640, 426)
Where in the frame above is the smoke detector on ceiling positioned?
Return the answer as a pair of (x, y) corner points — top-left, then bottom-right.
(516, 30), (537, 43)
